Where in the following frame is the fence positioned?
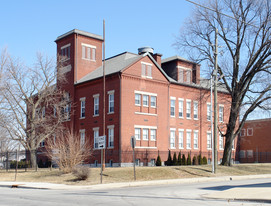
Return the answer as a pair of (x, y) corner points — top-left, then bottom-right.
(238, 151), (271, 163)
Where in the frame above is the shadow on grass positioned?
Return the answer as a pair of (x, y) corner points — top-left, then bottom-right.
(173, 166), (211, 177)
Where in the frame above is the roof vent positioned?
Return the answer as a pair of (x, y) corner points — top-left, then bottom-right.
(138, 47), (154, 55)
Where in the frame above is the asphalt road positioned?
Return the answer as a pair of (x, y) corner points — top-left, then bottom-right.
(1, 178), (271, 206)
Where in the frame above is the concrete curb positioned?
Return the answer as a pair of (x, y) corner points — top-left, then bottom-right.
(0, 173), (271, 191)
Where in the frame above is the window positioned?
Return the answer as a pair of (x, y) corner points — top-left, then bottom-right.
(207, 103), (211, 121)
(194, 130), (198, 149)
(186, 70), (191, 83)
(150, 129), (156, 141)
(93, 128), (99, 149)
(40, 140), (45, 147)
(61, 44), (70, 61)
(178, 68), (184, 83)
(135, 128), (141, 140)
(93, 94), (99, 116)
(63, 104), (71, 120)
(82, 43), (96, 61)
(193, 101), (198, 119)
(108, 91), (114, 113)
(108, 126), (114, 148)
(186, 130), (191, 149)
(135, 94), (141, 105)
(179, 129), (184, 149)
(219, 105), (224, 122)
(42, 107), (45, 119)
(207, 132), (212, 149)
(80, 98), (85, 118)
(240, 129), (246, 137)
(80, 129), (85, 147)
(150, 96), (156, 108)
(186, 100), (191, 119)
(170, 129), (176, 148)
(170, 98), (175, 117)
(247, 128), (253, 136)
(53, 106), (56, 117)
(143, 129), (149, 140)
(143, 95), (148, 107)
(178, 99), (184, 118)
(141, 62), (152, 78)
(219, 134), (223, 150)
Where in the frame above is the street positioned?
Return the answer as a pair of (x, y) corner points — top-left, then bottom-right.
(0, 178), (270, 206)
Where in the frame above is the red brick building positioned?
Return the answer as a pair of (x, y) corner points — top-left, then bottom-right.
(238, 118), (271, 163)
(39, 29), (236, 167)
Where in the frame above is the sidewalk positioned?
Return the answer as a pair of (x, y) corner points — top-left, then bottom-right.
(0, 174), (271, 202)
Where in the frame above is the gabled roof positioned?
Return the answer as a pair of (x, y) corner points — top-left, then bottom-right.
(76, 52), (141, 84)
(161, 55), (200, 66)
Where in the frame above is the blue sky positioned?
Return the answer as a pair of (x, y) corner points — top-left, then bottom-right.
(0, 0), (193, 66)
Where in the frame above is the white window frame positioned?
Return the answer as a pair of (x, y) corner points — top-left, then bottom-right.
(93, 94), (99, 116)
(80, 97), (86, 119)
(93, 127), (99, 149)
(178, 67), (184, 83)
(193, 130), (199, 149)
(141, 62), (152, 78)
(219, 105), (224, 122)
(207, 131), (212, 150)
(186, 129), (191, 149)
(247, 128), (253, 136)
(143, 95), (149, 107)
(108, 90), (114, 114)
(170, 97), (176, 117)
(150, 129), (156, 141)
(107, 125), (114, 148)
(135, 93), (141, 106)
(219, 134), (224, 150)
(170, 128), (176, 149)
(193, 101), (198, 120)
(142, 128), (149, 141)
(81, 43), (96, 61)
(186, 99), (191, 119)
(186, 70), (191, 83)
(207, 103), (211, 121)
(61, 43), (71, 61)
(135, 128), (141, 140)
(178, 98), (184, 118)
(150, 96), (156, 108)
(80, 129), (85, 147)
(178, 129), (184, 149)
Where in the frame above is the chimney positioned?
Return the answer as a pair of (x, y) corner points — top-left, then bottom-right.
(138, 47), (154, 55)
(152, 53), (163, 66)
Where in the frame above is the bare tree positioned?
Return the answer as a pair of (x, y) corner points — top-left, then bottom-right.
(45, 130), (92, 173)
(176, 0), (271, 165)
(0, 49), (69, 168)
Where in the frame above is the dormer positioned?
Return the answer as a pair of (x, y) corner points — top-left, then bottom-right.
(161, 56), (200, 85)
(55, 29), (103, 83)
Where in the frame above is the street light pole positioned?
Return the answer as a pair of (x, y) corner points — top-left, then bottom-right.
(213, 28), (218, 173)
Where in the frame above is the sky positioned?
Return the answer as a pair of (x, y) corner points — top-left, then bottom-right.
(0, 0), (194, 66)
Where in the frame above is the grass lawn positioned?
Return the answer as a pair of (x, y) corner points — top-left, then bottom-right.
(0, 163), (270, 185)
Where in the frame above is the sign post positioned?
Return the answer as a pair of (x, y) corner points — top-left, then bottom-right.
(98, 135), (106, 184)
(131, 136), (136, 181)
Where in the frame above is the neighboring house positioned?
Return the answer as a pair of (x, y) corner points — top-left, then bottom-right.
(38, 29), (236, 167)
(238, 118), (271, 163)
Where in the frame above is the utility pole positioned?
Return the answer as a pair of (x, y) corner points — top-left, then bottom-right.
(213, 28), (218, 173)
(210, 75), (214, 174)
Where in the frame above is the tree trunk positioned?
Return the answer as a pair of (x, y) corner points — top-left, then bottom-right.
(221, 133), (233, 166)
(30, 150), (37, 169)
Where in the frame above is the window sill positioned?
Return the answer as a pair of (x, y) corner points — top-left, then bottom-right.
(179, 147), (184, 149)
(107, 112), (114, 115)
(93, 115), (99, 117)
(194, 118), (198, 120)
(135, 104), (141, 106)
(82, 58), (96, 62)
(150, 140), (156, 141)
(207, 148), (212, 150)
(80, 117), (85, 120)
(186, 147), (191, 150)
(170, 147), (176, 149)
(186, 117), (191, 120)
(107, 147), (114, 149)
(179, 117), (184, 119)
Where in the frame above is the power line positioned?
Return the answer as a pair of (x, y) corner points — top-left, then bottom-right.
(185, 0), (263, 30)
